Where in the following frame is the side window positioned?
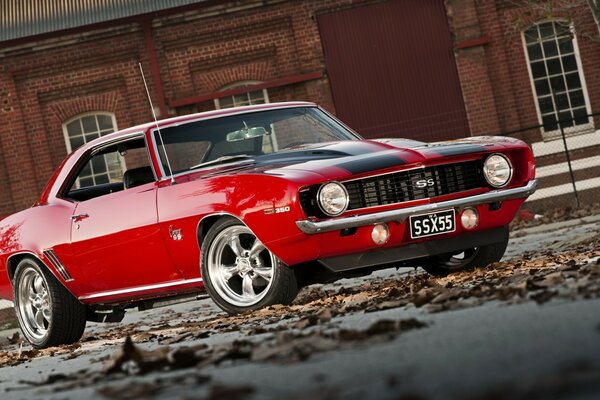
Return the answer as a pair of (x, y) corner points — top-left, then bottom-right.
(65, 138), (153, 202)
(63, 113), (120, 187)
(523, 21), (593, 137)
(74, 151), (122, 189)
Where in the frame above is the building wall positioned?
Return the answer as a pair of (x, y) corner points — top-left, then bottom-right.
(0, 0), (348, 213)
(448, 0), (600, 211)
(446, 0), (502, 135)
(1, 27), (152, 213)
(448, 0), (600, 137)
(1, 0), (599, 215)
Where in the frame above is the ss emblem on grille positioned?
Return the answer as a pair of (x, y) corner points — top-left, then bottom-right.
(414, 178), (435, 189)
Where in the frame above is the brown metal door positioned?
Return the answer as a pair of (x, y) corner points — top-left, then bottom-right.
(318, 0), (470, 141)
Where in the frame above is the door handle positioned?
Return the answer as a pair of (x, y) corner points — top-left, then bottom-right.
(70, 213), (89, 222)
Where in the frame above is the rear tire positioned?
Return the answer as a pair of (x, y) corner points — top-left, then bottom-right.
(201, 217), (299, 314)
(13, 258), (86, 348)
(421, 226), (509, 276)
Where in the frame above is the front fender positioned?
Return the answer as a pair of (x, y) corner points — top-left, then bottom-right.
(226, 174), (321, 266)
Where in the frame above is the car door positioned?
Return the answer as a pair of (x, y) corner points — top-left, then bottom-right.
(66, 138), (183, 298)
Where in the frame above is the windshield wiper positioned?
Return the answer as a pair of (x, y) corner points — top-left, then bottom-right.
(190, 154), (254, 170)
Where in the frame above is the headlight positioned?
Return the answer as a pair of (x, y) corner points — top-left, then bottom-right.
(317, 182), (349, 216)
(483, 154), (512, 188)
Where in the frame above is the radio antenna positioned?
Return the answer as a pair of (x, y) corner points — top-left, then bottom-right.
(138, 62), (175, 185)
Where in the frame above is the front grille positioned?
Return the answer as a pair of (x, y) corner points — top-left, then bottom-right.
(343, 160), (485, 210)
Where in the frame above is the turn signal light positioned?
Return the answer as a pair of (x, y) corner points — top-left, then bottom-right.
(371, 223), (389, 245)
(461, 208), (479, 230)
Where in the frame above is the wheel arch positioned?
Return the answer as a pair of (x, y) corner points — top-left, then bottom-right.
(197, 213), (244, 250)
(195, 210), (304, 267)
(6, 251), (74, 296)
(197, 213), (300, 313)
(6, 251), (45, 282)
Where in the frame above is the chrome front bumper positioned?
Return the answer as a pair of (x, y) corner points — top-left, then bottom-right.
(296, 180), (537, 234)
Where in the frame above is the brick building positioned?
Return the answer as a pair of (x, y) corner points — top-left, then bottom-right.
(0, 0), (599, 216)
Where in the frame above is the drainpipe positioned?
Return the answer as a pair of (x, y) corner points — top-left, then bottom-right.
(142, 19), (168, 119)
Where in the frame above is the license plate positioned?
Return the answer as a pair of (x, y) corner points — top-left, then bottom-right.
(409, 209), (455, 239)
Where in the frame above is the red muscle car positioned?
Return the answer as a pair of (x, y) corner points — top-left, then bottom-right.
(0, 102), (536, 348)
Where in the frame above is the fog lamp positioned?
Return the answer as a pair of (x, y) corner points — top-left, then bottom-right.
(371, 223), (389, 245)
(461, 207), (479, 230)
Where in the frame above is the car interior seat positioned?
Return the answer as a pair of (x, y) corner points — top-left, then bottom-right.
(123, 166), (155, 189)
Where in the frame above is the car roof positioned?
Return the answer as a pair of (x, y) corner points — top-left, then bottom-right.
(75, 101), (317, 154)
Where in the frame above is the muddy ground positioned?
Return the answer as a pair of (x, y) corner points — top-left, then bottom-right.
(0, 219), (599, 400)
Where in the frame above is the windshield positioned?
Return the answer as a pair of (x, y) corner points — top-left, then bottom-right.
(153, 106), (359, 175)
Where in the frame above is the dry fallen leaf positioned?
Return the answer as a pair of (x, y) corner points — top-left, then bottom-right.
(7, 331), (20, 345)
(103, 336), (170, 375)
(206, 384), (254, 400)
(159, 332), (193, 345)
(97, 382), (163, 400)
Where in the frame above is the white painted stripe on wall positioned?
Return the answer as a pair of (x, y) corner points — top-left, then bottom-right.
(531, 130), (600, 157)
(527, 177), (600, 201)
(536, 156), (600, 178)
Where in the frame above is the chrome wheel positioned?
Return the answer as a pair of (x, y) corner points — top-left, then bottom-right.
(13, 258), (87, 348)
(16, 266), (51, 341)
(207, 225), (275, 307)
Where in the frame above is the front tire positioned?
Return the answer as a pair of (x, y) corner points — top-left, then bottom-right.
(421, 226), (509, 276)
(201, 217), (299, 314)
(13, 258), (86, 348)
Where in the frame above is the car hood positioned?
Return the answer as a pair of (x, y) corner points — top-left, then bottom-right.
(194, 137), (522, 184)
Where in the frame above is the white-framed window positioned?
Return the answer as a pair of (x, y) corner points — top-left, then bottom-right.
(214, 81), (269, 109)
(62, 113), (122, 188)
(523, 20), (593, 138)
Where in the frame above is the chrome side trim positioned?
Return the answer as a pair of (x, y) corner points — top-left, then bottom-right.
(43, 249), (73, 282)
(78, 278), (203, 301)
(296, 180), (538, 234)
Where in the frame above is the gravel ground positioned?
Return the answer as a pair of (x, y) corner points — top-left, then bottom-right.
(0, 219), (599, 400)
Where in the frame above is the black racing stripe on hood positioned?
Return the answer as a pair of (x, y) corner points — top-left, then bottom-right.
(338, 154), (405, 174)
(319, 141), (378, 156)
(421, 144), (487, 157)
